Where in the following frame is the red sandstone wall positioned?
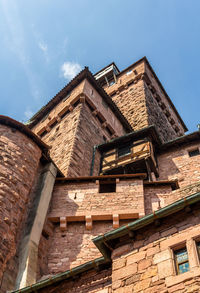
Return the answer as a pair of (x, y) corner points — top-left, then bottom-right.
(36, 179), (144, 277)
(145, 63), (185, 137)
(35, 103), (83, 176)
(158, 142), (200, 187)
(39, 269), (112, 293)
(111, 206), (200, 292)
(31, 79), (126, 177)
(104, 60), (185, 142)
(105, 63), (149, 132)
(49, 179), (144, 218)
(66, 103), (111, 177)
(0, 124), (42, 285)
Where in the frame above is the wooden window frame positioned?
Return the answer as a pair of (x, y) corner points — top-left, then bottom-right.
(174, 246), (190, 275)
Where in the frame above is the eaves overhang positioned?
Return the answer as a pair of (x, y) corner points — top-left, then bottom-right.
(159, 131), (200, 152)
(0, 115), (49, 152)
(97, 125), (162, 153)
(27, 67), (132, 133)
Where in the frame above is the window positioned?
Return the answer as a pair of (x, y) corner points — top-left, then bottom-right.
(174, 247), (190, 274)
(196, 241), (200, 259)
(188, 148), (200, 157)
(126, 70), (132, 75)
(109, 80), (115, 86)
(118, 145), (131, 158)
(99, 181), (116, 193)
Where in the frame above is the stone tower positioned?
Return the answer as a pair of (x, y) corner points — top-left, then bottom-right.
(95, 57), (187, 142)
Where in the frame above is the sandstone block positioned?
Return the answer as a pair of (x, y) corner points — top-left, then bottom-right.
(157, 259), (174, 279)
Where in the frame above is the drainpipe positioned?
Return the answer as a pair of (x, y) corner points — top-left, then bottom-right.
(90, 145), (97, 176)
(15, 162), (57, 289)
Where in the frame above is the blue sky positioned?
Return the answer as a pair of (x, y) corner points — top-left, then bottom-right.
(0, 0), (200, 132)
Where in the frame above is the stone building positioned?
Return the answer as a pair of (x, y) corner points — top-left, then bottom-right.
(1, 57), (200, 292)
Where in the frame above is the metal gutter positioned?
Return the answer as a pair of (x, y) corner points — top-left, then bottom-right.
(12, 257), (110, 293)
(93, 191), (200, 260)
(90, 145), (97, 176)
(159, 131), (200, 152)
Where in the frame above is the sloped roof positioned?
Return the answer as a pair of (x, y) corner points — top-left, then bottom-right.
(0, 115), (49, 152)
(27, 67), (132, 132)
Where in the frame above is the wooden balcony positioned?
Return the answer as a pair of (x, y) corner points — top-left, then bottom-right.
(100, 139), (158, 178)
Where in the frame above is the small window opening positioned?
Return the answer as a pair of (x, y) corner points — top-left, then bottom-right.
(63, 93), (71, 102)
(60, 109), (70, 119)
(126, 70), (132, 75)
(105, 126), (113, 137)
(40, 130), (48, 138)
(99, 181), (116, 193)
(50, 120), (58, 129)
(174, 247), (189, 274)
(118, 145), (131, 158)
(109, 80), (115, 86)
(188, 149), (200, 157)
(196, 241), (200, 259)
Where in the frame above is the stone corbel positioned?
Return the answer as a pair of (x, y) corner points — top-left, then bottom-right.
(113, 214), (119, 229)
(46, 125), (51, 132)
(85, 215), (93, 230)
(69, 105), (74, 112)
(56, 116), (61, 122)
(60, 216), (67, 231)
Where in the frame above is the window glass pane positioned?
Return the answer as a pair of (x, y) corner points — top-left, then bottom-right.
(176, 250), (188, 263)
(118, 145), (131, 157)
(196, 241), (200, 257)
(188, 149), (200, 157)
(178, 262), (189, 274)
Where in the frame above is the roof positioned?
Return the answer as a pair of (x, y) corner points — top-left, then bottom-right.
(13, 190), (200, 292)
(0, 115), (49, 152)
(27, 67), (132, 132)
(160, 130), (200, 151)
(0, 115), (64, 177)
(94, 62), (120, 77)
(97, 125), (162, 152)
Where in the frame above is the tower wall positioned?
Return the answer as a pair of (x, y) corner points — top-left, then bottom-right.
(31, 79), (126, 177)
(104, 59), (186, 142)
(0, 124), (42, 285)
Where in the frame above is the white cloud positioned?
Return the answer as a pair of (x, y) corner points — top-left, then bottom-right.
(38, 41), (48, 52)
(38, 41), (49, 63)
(24, 109), (34, 119)
(61, 62), (82, 80)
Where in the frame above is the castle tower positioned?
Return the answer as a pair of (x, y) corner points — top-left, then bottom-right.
(94, 57), (187, 142)
(28, 68), (132, 177)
